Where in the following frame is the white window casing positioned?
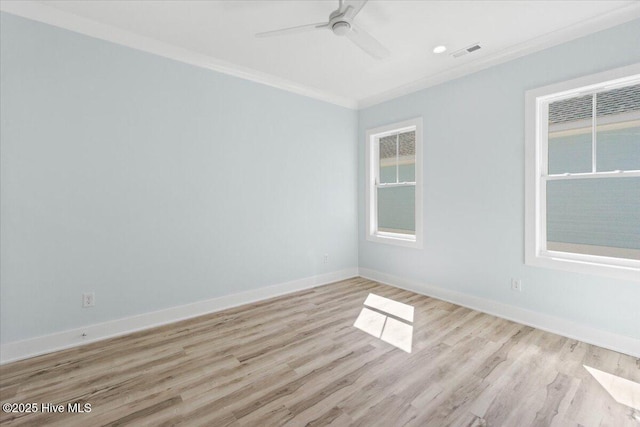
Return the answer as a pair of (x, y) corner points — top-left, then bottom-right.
(365, 117), (423, 249)
(524, 63), (640, 281)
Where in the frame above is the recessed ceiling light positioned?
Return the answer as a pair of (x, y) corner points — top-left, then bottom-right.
(433, 45), (447, 54)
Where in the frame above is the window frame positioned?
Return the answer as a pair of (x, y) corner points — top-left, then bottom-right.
(524, 63), (640, 281)
(365, 117), (423, 249)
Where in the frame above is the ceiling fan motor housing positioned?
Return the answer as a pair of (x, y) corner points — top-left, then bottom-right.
(332, 21), (351, 36)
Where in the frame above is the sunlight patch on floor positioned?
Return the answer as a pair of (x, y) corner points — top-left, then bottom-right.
(354, 293), (414, 353)
(364, 293), (414, 322)
(584, 365), (640, 410)
(353, 307), (386, 337)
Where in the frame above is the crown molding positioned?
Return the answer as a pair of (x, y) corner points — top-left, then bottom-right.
(357, 3), (640, 109)
(0, 1), (358, 110)
(1, 1), (638, 112)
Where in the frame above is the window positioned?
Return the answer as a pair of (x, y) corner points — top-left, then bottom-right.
(366, 118), (423, 248)
(525, 64), (640, 281)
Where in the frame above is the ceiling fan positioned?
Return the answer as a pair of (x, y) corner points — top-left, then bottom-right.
(255, 0), (390, 59)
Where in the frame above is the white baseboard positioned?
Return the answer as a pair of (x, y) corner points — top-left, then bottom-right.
(0, 268), (358, 364)
(359, 268), (640, 358)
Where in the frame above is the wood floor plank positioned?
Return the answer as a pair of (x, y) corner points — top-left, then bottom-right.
(530, 372), (573, 427)
(1, 278), (638, 426)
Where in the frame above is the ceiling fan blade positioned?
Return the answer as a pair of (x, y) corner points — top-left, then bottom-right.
(346, 24), (390, 59)
(343, 0), (368, 19)
(256, 22), (329, 38)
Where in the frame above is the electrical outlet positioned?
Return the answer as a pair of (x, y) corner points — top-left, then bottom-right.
(323, 254), (329, 264)
(82, 292), (95, 308)
(511, 279), (522, 292)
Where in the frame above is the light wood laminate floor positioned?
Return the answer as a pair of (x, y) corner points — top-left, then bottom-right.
(1, 278), (639, 426)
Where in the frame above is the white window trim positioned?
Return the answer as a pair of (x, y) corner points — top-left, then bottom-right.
(365, 117), (423, 249)
(524, 63), (640, 282)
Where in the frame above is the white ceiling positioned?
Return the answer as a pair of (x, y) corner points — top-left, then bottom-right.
(3, 1), (640, 108)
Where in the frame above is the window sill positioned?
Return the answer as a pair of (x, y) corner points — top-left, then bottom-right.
(366, 232), (423, 249)
(525, 252), (640, 282)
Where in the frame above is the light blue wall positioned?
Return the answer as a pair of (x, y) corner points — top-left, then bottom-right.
(0, 13), (358, 343)
(359, 19), (640, 339)
(2, 11), (639, 346)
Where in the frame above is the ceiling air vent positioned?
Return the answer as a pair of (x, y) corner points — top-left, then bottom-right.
(451, 43), (481, 58)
